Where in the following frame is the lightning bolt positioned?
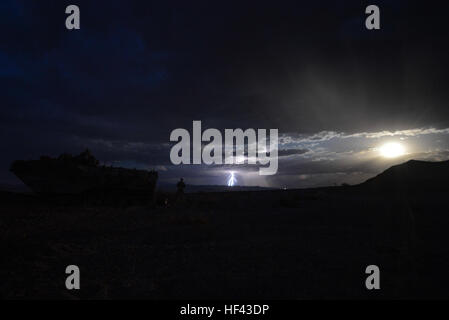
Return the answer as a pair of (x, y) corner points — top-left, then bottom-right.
(227, 171), (236, 187)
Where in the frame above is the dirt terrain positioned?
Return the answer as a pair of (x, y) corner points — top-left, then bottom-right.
(2, 185), (449, 299)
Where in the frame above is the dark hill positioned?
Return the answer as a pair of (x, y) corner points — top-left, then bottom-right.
(361, 159), (449, 191)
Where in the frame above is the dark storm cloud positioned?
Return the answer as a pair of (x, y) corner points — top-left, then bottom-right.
(1, 0), (449, 186)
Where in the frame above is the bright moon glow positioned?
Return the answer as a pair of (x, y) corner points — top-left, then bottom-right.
(379, 142), (405, 158)
(227, 172), (237, 187)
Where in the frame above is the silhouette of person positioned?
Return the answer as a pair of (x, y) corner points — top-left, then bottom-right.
(175, 178), (186, 202)
(176, 178), (186, 195)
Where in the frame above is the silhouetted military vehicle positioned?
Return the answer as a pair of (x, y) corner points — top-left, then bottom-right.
(10, 149), (158, 205)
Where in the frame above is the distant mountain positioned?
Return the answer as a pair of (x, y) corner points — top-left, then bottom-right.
(361, 159), (449, 191)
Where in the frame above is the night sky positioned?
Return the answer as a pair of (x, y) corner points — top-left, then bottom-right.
(2, 0), (449, 188)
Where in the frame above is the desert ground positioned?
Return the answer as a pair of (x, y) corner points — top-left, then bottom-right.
(1, 184), (449, 299)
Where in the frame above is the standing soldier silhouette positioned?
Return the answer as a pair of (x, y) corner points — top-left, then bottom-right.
(176, 178), (186, 201)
